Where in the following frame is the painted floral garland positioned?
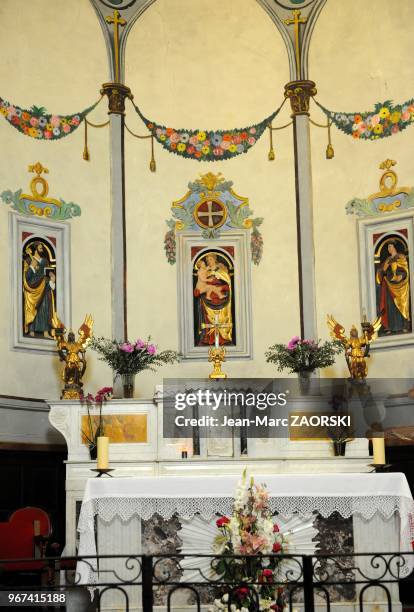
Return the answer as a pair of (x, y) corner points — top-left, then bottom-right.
(0, 97), (100, 140)
(315, 98), (414, 140)
(134, 103), (282, 161)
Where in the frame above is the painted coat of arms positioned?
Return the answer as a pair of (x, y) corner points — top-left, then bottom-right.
(164, 173), (263, 265)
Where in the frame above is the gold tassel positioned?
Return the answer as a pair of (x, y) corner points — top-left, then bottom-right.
(326, 143), (334, 159)
(268, 125), (275, 161)
(149, 135), (156, 172)
(326, 120), (334, 159)
(83, 120), (90, 161)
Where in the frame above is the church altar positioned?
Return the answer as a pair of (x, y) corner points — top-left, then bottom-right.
(47, 390), (414, 610)
(48, 389), (374, 557)
(75, 472), (414, 611)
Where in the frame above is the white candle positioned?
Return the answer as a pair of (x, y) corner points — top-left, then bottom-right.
(33, 520), (40, 536)
(215, 314), (219, 348)
(97, 436), (109, 470)
(372, 437), (385, 465)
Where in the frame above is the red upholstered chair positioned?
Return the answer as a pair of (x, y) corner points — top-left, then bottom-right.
(0, 507), (53, 577)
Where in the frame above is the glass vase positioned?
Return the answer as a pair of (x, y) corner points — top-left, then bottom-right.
(297, 370), (311, 395)
(121, 373), (135, 399)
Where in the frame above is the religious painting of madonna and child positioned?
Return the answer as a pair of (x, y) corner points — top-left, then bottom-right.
(374, 232), (411, 336)
(10, 214), (71, 353)
(193, 249), (236, 347)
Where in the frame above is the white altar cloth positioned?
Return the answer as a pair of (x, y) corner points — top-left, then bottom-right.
(77, 472), (414, 586)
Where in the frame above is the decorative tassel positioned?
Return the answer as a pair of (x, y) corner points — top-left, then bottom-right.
(326, 143), (334, 159)
(149, 135), (156, 172)
(326, 120), (334, 159)
(268, 125), (275, 161)
(83, 120), (90, 161)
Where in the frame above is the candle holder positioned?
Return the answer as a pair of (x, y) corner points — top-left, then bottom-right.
(91, 468), (114, 477)
(369, 464), (392, 473)
(208, 346), (227, 379)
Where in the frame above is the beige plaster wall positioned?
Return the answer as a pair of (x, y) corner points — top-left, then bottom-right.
(310, 0), (414, 378)
(0, 0), (413, 400)
(0, 0), (112, 398)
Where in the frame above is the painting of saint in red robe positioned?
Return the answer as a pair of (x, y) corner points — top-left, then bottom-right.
(193, 250), (235, 346)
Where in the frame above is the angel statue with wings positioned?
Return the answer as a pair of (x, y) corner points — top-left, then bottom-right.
(55, 315), (93, 399)
(327, 314), (382, 380)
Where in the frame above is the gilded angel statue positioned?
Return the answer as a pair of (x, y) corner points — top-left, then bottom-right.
(55, 315), (94, 399)
(327, 314), (381, 380)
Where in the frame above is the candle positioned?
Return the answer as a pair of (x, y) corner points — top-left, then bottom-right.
(362, 307), (367, 323)
(33, 520), (40, 536)
(372, 436), (385, 465)
(215, 314), (219, 348)
(97, 436), (109, 470)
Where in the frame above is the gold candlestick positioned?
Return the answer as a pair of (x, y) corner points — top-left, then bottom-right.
(208, 346), (227, 379)
(202, 315), (230, 379)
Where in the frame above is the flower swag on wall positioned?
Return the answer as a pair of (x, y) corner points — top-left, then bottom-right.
(0, 96), (101, 140)
(315, 98), (414, 140)
(165, 172), (264, 265)
(134, 102), (283, 162)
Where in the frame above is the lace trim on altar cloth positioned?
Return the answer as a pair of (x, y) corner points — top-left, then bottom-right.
(76, 495), (414, 587)
(78, 494), (414, 528)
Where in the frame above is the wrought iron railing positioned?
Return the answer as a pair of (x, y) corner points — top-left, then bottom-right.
(0, 552), (413, 611)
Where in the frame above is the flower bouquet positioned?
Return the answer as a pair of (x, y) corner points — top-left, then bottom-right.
(90, 337), (179, 397)
(266, 336), (342, 374)
(211, 471), (287, 612)
(80, 386), (113, 459)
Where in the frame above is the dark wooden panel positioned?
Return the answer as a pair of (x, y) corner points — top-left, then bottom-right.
(0, 449), (66, 547)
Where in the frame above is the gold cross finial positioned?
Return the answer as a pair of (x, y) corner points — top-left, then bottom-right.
(284, 9), (307, 78)
(28, 162), (48, 176)
(105, 10), (127, 83)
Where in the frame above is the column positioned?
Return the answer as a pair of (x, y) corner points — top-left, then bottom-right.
(285, 80), (318, 340)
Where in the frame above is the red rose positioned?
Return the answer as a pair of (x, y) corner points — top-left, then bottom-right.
(272, 542), (282, 553)
(11, 115), (20, 125)
(194, 151), (202, 158)
(216, 516), (230, 528)
(240, 131), (248, 140)
(262, 569), (273, 577)
(273, 523), (280, 533)
(187, 145), (195, 155)
(236, 587), (249, 597)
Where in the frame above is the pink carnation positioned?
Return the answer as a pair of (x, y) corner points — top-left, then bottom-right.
(30, 117), (39, 127)
(120, 342), (134, 353)
(287, 336), (300, 350)
(50, 115), (61, 127)
(147, 343), (156, 355)
(62, 123), (71, 133)
(135, 339), (146, 349)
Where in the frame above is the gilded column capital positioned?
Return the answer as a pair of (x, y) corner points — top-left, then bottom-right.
(100, 82), (133, 115)
(284, 80), (317, 116)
